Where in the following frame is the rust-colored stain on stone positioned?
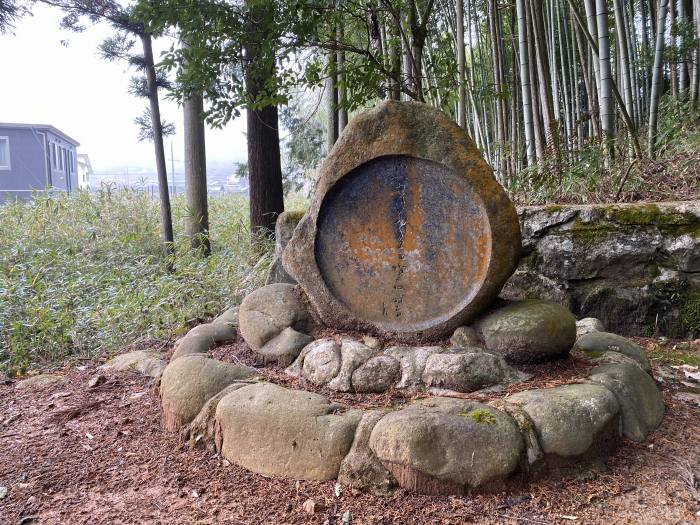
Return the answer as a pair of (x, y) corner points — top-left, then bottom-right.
(283, 101), (521, 341)
(315, 156), (490, 331)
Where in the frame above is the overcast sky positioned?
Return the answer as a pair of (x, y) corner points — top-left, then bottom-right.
(0, 4), (248, 173)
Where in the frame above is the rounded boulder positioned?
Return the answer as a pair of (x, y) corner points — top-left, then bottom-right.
(474, 300), (576, 364)
(368, 397), (524, 494)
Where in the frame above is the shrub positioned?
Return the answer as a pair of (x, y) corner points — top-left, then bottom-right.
(0, 187), (280, 376)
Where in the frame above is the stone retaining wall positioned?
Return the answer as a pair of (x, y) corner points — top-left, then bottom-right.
(270, 201), (700, 339)
(502, 201), (700, 338)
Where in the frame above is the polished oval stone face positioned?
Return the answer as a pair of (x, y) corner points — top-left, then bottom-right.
(283, 101), (521, 341)
(315, 155), (491, 332)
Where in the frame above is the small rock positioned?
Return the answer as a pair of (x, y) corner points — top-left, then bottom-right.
(351, 355), (400, 393)
(450, 326), (482, 349)
(383, 346), (443, 389)
(302, 340), (342, 384)
(0, 486), (7, 500)
(258, 327), (313, 367)
(302, 498), (318, 514)
(576, 317), (606, 338)
(102, 350), (167, 379)
(15, 374), (64, 390)
(422, 351), (524, 393)
(362, 336), (382, 350)
(328, 339), (375, 392)
(88, 374), (106, 388)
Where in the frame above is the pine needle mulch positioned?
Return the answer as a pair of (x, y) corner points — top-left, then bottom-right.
(1, 347), (699, 525)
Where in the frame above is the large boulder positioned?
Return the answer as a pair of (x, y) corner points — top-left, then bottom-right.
(171, 311), (238, 361)
(422, 351), (524, 392)
(588, 362), (664, 442)
(256, 327), (313, 367)
(576, 317), (606, 338)
(507, 383), (620, 458)
(504, 202), (700, 338)
(283, 101), (520, 341)
(474, 300), (577, 364)
(369, 397), (524, 494)
(573, 331), (651, 372)
(160, 355), (259, 432)
(238, 283), (313, 364)
(215, 383), (362, 481)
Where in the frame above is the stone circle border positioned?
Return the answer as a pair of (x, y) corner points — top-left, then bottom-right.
(159, 309), (665, 496)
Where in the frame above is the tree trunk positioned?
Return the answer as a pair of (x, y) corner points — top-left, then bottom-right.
(648, 0), (670, 156)
(326, 48), (339, 149)
(596, 0), (616, 155)
(456, 0), (466, 128)
(140, 33), (174, 258)
(337, 20), (348, 131)
(245, 0), (284, 238)
(183, 92), (210, 255)
(677, 0), (689, 95)
(517, 0), (536, 164)
(613, 0), (634, 128)
(670, 0), (678, 97)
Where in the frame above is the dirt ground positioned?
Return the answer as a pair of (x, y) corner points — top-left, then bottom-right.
(1, 340), (700, 525)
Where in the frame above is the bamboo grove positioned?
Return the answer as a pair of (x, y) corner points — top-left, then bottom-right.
(308, 0), (700, 185)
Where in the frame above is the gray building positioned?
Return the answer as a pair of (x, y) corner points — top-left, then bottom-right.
(0, 123), (80, 201)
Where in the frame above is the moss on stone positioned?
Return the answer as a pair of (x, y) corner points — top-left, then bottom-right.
(649, 263), (662, 279)
(606, 204), (699, 226)
(648, 347), (700, 366)
(570, 217), (613, 247)
(460, 408), (497, 425)
(681, 292), (700, 333)
(542, 204), (565, 213)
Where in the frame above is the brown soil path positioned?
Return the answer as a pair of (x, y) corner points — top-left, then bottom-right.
(1, 350), (699, 525)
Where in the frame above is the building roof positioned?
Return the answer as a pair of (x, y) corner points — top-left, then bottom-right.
(77, 153), (93, 172)
(0, 122), (80, 146)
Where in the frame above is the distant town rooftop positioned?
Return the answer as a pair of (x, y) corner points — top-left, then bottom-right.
(0, 122), (80, 146)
